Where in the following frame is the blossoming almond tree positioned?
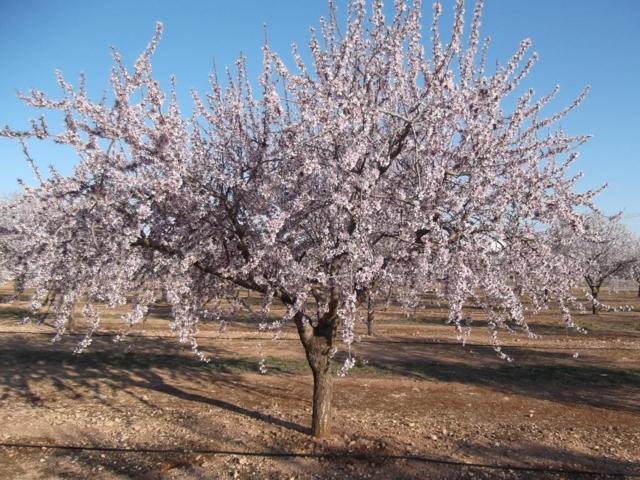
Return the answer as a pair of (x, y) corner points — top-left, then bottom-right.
(1, 0), (600, 437)
(0, 198), (13, 288)
(560, 213), (639, 314)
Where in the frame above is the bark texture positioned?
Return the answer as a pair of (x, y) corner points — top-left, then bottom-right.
(308, 339), (333, 438)
(294, 310), (338, 438)
(590, 285), (600, 315)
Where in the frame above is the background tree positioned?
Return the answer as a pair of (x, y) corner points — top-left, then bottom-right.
(0, 197), (13, 291)
(630, 252), (640, 298)
(560, 213), (638, 314)
(365, 290), (376, 336)
(1, 0), (601, 437)
(0, 193), (82, 327)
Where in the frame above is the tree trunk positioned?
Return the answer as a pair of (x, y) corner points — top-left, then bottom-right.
(366, 293), (375, 336)
(295, 312), (336, 438)
(310, 353), (333, 438)
(67, 301), (77, 332)
(590, 285), (600, 315)
(302, 335), (334, 437)
(383, 288), (392, 311)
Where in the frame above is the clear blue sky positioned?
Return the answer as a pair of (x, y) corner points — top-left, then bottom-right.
(1, 0), (638, 232)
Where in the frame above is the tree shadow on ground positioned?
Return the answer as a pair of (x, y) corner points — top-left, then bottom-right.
(0, 336), (310, 435)
(354, 341), (640, 415)
(1, 335), (639, 437)
(7, 435), (638, 480)
(0, 306), (50, 324)
(389, 313), (640, 339)
(1, 335), (640, 478)
(454, 440), (640, 478)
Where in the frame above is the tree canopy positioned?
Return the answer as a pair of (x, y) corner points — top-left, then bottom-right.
(0, 0), (603, 436)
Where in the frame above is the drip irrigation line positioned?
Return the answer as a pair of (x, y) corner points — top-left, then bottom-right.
(1, 442), (638, 477)
(0, 329), (637, 351)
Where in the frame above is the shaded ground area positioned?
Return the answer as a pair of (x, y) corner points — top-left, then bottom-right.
(0, 288), (639, 478)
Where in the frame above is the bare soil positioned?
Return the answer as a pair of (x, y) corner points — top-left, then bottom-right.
(0, 287), (638, 479)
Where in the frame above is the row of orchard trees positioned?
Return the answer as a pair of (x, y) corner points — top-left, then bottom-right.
(0, 0), (639, 437)
(363, 212), (640, 333)
(4, 199), (638, 328)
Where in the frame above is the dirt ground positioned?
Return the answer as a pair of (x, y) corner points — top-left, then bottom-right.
(0, 287), (638, 479)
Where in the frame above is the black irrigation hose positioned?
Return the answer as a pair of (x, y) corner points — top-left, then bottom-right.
(0, 329), (637, 351)
(1, 442), (638, 477)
